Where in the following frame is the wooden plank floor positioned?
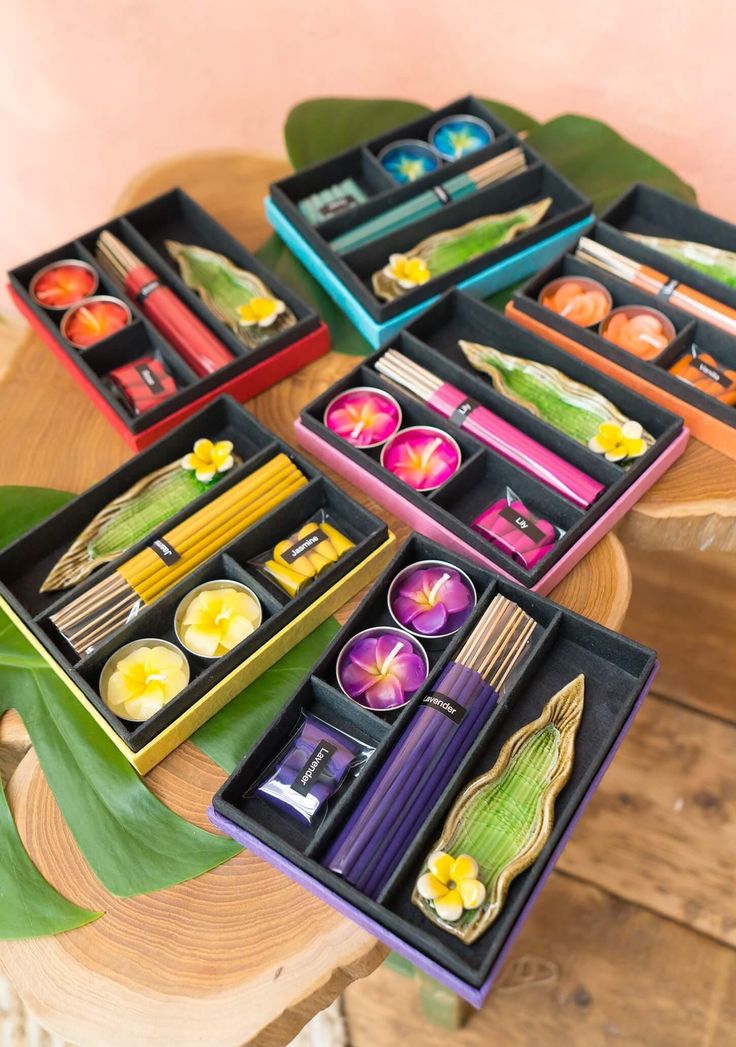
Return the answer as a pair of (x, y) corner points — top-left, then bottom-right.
(344, 547), (736, 1044)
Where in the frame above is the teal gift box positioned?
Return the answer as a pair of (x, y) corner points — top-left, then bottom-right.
(266, 96), (593, 347)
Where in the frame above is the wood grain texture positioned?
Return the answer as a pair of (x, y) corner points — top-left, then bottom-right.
(623, 548), (736, 723)
(0, 148), (675, 1047)
(1, 743), (386, 1047)
(559, 694), (736, 947)
(344, 875), (736, 1047)
(621, 441), (736, 553)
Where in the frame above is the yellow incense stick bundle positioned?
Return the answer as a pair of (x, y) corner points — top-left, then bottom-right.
(51, 454), (307, 655)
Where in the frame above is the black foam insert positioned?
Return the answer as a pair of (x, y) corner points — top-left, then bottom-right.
(8, 189), (321, 436)
(602, 183), (736, 311)
(269, 96), (592, 324)
(513, 219), (736, 429)
(213, 533), (656, 989)
(299, 290), (683, 586)
(0, 396), (389, 752)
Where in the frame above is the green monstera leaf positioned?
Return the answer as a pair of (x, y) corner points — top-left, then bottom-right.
(262, 96), (694, 353)
(524, 114), (695, 213)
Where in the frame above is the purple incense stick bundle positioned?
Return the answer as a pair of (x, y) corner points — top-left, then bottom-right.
(325, 594), (537, 897)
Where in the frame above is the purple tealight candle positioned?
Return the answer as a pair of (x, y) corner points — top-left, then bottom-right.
(337, 627), (428, 713)
(323, 386), (402, 448)
(388, 560), (476, 638)
(380, 425), (461, 492)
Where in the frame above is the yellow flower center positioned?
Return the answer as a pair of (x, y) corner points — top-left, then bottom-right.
(181, 438), (235, 481)
(388, 255), (431, 286)
(237, 296), (281, 324)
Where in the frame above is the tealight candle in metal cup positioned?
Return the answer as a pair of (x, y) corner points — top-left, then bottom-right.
(61, 295), (132, 349)
(377, 139), (442, 184)
(428, 114), (495, 161)
(99, 637), (190, 723)
(380, 425), (462, 492)
(387, 559), (477, 643)
(599, 304), (676, 361)
(323, 385), (403, 449)
(174, 579), (263, 661)
(336, 625), (429, 714)
(539, 275), (613, 328)
(29, 259), (99, 310)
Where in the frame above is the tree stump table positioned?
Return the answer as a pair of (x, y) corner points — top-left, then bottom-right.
(1, 152), (733, 1047)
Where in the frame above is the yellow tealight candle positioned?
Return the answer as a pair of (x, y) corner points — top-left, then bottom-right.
(100, 639), (190, 722)
(175, 580), (262, 659)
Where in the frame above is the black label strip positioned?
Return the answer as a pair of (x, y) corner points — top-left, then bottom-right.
(448, 397), (480, 428)
(432, 185), (451, 205)
(421, 691), (467, 726)
(134, 361), (164, 393)
(137, 279), (161, 304)
(690, 346), (732, 389)
(149, 537), (181, 566)
(291, 740), (336, 796)
(499, 504), (546, 543)
(657, 278), (678, 303)
(281, 527), (329, 564)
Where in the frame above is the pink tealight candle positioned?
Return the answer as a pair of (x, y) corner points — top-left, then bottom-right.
(336, 627), (429, 713)
(380, 426), (461, 492)
(388, 560), (476, 638)
(324, 386), (402, 448)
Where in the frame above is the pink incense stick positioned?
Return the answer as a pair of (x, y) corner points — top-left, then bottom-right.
(375, 350), (604, 509)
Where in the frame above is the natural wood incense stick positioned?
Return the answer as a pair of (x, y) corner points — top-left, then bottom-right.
(331, 147), (527, 254)
(96, 231), (234, 376)
(326, 593), (538, 898)
(51, 454), (307, 655)
(375, 349), (604, 508)
(66, 475), (307, 652)
(576, 237), (736, 337)
(61, 473), (306, 650)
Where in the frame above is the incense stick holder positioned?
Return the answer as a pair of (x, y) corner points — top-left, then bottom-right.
(210, 532), (659, 1006)
(413, 675), (584, 942)
(266, 94), (594, 347)
(0, 396), (395, 773)
(372, 200), (552, 303)
(8, 188), (330, 450)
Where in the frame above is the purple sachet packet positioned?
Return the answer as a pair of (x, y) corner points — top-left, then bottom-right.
(256, 714), (373, 826)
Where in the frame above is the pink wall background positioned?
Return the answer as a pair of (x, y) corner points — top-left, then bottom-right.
(2, 0), (734, 306)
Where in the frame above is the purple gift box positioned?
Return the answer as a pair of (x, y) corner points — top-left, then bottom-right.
(210, 534), (657, 1005)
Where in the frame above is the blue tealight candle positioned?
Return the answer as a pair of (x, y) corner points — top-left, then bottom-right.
(377, 139), (441, 184)
(429, 115), (494, 161)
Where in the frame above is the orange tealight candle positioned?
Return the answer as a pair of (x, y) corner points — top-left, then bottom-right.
(599, 306), (675, 360)
(539, 276), (612, 328)
(61, 295), (132, 349)
(30, 259), (98, 310)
